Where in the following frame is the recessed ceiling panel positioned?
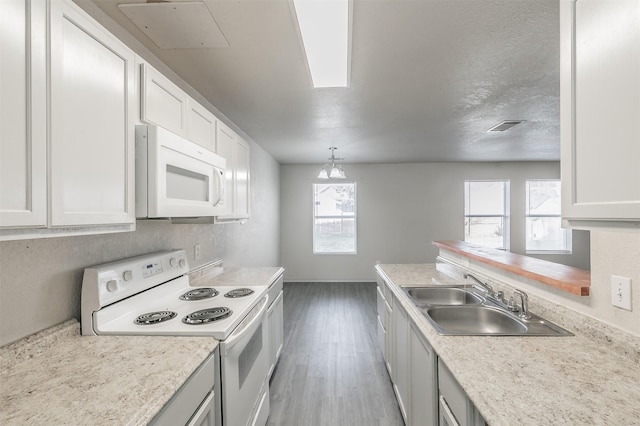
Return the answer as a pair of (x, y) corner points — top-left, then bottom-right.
(118, 2), (229, 49)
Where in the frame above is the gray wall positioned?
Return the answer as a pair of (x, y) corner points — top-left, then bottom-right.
(280, 162), (590, 282)
(0, 141), (280, 346)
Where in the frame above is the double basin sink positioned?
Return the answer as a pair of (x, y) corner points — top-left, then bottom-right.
(403, 286), (572, 336)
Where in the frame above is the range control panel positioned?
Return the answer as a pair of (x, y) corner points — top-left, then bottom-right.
(82, 249), (189, 310)
(142, 260), (164, 278)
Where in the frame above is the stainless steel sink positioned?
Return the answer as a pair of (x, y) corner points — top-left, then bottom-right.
(425, 305), (528, 335)
(401, 285), (573, 336)
(403, 286), (483, 306)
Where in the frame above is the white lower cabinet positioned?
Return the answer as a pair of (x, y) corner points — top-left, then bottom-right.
(384, 281), (394, 379)
(410, 323), (437, 426)
(376, 282), (387, 360)
(392, 298), (410, 424)
(267, 288), (284, 380)
(152, 351), (216, 426)
(438, 359), (485, 426)
(376, 268), (482, 426)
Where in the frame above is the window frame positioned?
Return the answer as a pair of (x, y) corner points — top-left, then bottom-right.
(525, 179), (572, 254)
(312, 181), (357, 255)
(463, 180), (510, 250)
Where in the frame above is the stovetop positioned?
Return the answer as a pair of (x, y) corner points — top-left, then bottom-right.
(92, 276), (267, 340)
(81, 249), (268, 340)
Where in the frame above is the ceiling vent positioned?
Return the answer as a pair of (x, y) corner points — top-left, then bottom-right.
(118, 2), (229, 49)
(487, 120), (525, 132)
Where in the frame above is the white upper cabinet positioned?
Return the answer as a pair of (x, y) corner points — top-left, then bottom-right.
(49, 0), (135, 227)
(187, 98), (217, 151)
(216, 122), (250, 221)
(0, 0), (47, 229)
(560, 0), (640, 228)
(2, 0), (136, 240)
(141, 63), (189, 137)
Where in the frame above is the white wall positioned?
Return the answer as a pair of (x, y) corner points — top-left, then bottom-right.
(280, 162), (590, 281)
(589, 230), (640, 336)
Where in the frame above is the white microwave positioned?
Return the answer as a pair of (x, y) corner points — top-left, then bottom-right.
(135, 125), (226, 218)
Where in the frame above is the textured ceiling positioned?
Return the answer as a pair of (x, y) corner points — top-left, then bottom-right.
(85, 0), (561, 164)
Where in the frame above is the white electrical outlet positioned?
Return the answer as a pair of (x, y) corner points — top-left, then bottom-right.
(194, 244), (201, 260)
(611, 275), (632, 311)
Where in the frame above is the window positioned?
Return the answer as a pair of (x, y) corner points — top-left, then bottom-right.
(313, 182), (356, 254)
(526, 180), (572, 253)
(464, 180), (510, 249)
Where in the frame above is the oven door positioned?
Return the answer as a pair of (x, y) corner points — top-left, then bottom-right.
(219, 295), (270, 426)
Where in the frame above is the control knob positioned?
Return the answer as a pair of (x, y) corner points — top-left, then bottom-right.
(106, 280), (118, 292)
(170, 258), (177, 267)
(179, 259), (186, 268)
(123, 270), (133, 281)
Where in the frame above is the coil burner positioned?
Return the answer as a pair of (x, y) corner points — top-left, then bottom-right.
(134, 311), (177, 325)
(224, 288), (255, 298)
(179, 287), (219, 301)
(182, 307), (233, 325)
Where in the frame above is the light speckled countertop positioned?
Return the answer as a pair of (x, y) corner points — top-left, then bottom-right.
(377, 264), (640, 426)
(0, 265), (282, 425)
(191, 266), (284, 288)
(0, 320), (217, 425)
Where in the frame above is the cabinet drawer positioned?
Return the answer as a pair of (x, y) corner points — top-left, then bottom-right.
(438, 359), (468, 426)
(151, 351), (216, 425)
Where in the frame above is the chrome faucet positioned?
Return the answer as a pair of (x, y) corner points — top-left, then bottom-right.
(513, 290), (531, 320)
(463, 273), (493, 296)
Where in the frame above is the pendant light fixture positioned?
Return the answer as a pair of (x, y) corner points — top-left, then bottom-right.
(317, 147), (346, 179)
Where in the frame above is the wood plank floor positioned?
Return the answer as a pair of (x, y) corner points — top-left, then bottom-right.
(267, 282), (404, 426)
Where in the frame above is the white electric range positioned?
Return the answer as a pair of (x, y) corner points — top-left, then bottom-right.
(81, 250), (271, 426)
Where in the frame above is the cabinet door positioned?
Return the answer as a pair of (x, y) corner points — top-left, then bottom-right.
(560, 0), (640, 225)
(267, 290), (284, 380)
(0, 0), (47, 228)
(216, 122), (251, 220)
(393, 299), (410, 424)
(187, 98), (217, 151)
(384, 284), (394, 377)
(215, 121), (237, 215)
(410, 323), (437, 426)
(187, 391), (215, 426)
(376, 285), (387, 358)
(49, 0), (135, 226)
(141, 63), (188, 137)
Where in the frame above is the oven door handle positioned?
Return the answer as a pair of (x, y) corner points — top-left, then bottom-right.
(222, 294), (269, 354)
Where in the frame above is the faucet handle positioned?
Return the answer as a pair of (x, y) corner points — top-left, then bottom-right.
(513, 290), (531, 320)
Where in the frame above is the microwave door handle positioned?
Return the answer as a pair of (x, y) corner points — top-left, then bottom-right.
(221, 295), (269, 354)
(212, 169), (224, 206)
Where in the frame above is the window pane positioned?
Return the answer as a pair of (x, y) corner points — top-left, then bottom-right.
(526, 217), (572, 252)
(464, 217), (505, 249)
(465, 181), (506, 215)
(313, 183), (356, 254)
(313, 217), (356, 253)
(526, 181), (561, 215)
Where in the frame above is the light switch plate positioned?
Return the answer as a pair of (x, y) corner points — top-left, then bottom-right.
(611, 275), (632, 311)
